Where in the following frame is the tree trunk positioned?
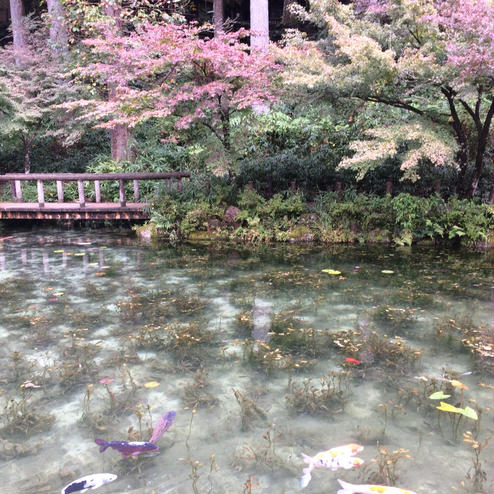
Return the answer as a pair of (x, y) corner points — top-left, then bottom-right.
(103, 0), (131, 163)
(250, 0), (269, 52)
(110, 124), (132, 162)
(467, 98), (494, 198)
(21, 134), (32, 174)
(9, 0), (28, 63)
(250, 0), (269, 114)
(213, 0), (223, 33)
(46, 0), (68, 58)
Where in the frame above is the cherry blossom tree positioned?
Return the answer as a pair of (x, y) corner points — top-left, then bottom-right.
(68, 22), (279, 160)
(278, 0), (494, 197)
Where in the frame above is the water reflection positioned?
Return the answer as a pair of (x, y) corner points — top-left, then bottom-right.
(0, 230), (492, 494)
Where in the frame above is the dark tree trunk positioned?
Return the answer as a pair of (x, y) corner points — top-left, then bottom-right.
(213, 0), (223, 33)
(467, 97), (494, 198)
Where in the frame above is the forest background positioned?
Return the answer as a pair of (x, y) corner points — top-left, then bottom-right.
(0, 0), (493, 245)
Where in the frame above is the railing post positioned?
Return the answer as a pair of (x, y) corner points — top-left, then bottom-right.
(78, 180), (86, 208)
(177, 178), (182, 193)
(15, 180), (22, 201)
(56, 180), (64, 202)
(94, 180), (101, 203)
(119, 179), (126, 207)
(10, 181), (16, 201)
(133, 180), (139, 202)
(37, 180), (45, 207)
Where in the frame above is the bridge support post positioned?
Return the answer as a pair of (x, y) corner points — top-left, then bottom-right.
(119, 179), (126, 207)
(56, 181), (64, 202)
(78, 180), (86, 208)
(37, 180), (45, 207)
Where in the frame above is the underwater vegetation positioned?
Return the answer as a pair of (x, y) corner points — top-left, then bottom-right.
(0, 234), (492, 494)
(233, 388), (267, 431)
(0, 385), (54, 438)
(371, 305), (417, 334)
(285, 371), (350, 415)
(182, 368), (219, 410)
(330, 329), (421, 374)
(435, 315), (494, 375)
(359, 446), (412, 486)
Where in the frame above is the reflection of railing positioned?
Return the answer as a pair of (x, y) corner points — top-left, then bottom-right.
(0, 245), (142, 274)
(0, 172), (190, 220)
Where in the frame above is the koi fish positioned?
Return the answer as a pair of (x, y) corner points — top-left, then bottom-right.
(94, 438), (159, 458)
(336, 479), (417, 494)
(300, 444), (364, 488)
(149, 410), (176, 444)
(61, 473), (117, 494)
(345, 357), (361, 364)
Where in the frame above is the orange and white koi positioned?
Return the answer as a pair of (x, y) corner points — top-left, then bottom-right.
(300, 444), (364, 488)
(336, 478), (417, 494)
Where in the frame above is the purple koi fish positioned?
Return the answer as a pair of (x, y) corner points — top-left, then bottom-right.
(95, 438), (159, 458)
(149, 410), (176, 444)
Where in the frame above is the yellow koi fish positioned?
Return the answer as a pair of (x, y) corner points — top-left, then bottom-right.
(300, 444), (364, 488)
(336, 479), (417, 494)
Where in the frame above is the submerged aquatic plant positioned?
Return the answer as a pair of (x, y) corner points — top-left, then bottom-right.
(463, 431), (489, 493)
(1, 385), (54, 438)
(233, 425), (284, 472)
(233, 388), (267, 431)
(182, 368), (218, 410)
(360, 445), (412, 486)
(371, 305), (416, 334)
(285, 371), (349, 415)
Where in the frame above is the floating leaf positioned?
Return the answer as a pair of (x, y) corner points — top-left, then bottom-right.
(74, 253), (85, 257)
(321, 269), (341, 275)
(144, 381), (160, 389)
(436, 401), (461, 413)
(429, 391), (451, 400)
(460, 406), (478, 420)
(381, 270), (394, 274)
(53, 249), (64, 253)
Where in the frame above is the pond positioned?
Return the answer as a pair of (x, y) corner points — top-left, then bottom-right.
(0, 229), (492, 494)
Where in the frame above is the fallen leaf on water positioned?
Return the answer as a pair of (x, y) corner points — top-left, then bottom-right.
(381, 270), (394, 274)
(437, 401), (461, 413)
(144, 381), (160, 389)
(322, 269), (341, 275)
(461, 406), (478, 420)
(429, 391), (451, 400)
(95, 272), (106, 276)
(53, 249), (65, 253)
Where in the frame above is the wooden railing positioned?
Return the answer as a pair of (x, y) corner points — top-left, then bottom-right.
(0, 172), (190, 220)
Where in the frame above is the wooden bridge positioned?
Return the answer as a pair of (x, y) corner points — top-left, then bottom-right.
(0, 172), (190, 220)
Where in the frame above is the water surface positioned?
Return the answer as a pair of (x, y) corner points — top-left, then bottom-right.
(0, 230), (492, 494)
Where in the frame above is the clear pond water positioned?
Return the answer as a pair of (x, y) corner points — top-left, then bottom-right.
(0, 229), (492, 494)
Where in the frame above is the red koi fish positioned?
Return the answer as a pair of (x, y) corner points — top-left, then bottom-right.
(345, 357), (361, 364)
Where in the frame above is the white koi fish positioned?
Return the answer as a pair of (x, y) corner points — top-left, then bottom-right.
(61, 473), (117, 494)
(300, 444), (364, 488)
(336, 478), (417, 494)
